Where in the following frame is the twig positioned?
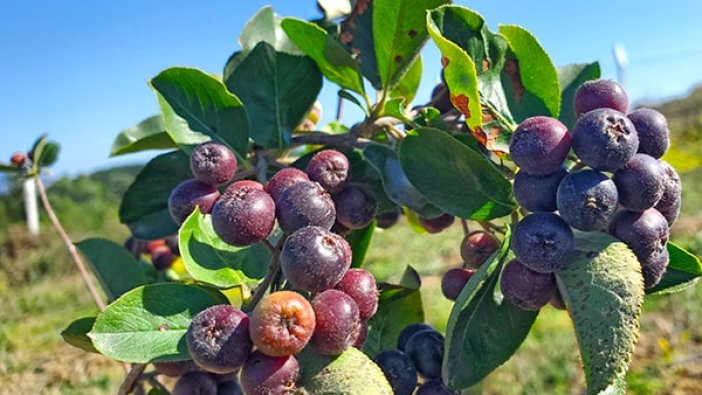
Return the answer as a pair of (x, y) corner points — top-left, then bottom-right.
(461, 219), (470, 235)
(118, 364), (146, 395)
(35, 176), (105, 310)
(244, 238), (285, 313)
(146, 376), (169, 393)
(290, 132), (370, 149)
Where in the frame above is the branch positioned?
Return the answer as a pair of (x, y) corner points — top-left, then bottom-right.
(35, 176), (106, 311)
(290, 132), (370, 149)
(244, 237), (285, 313)
(118, 363), (146, 395)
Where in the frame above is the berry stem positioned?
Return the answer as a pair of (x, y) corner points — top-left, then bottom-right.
(461, 219), (470, 235)
(244, 237), (285, 313)
(117, 363), (146, 395)
(290, 131), (370, 149)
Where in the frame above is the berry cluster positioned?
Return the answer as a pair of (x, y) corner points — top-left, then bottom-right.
(373, 323), (456, 395)
(124, 236), (180, 270)
(440, 231), (501, 301)
(506, 79), (681, 311)
(164, 147), (384, 393)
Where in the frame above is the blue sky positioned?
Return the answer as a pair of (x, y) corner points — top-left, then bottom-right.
(1, 0), (701, 176)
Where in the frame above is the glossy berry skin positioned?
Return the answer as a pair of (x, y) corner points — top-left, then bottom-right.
(419, 213), (455, 234)
(249, 291), (315, 357)
(655, 161), (682, 226)
(151, 245), (175, 270)
(405, 329), (444, 379)
(275, 181), (336, 234)
(240, 351), (300, 395)
(189, 142), (237, 186)
(513, 168), (568, 212)
(441, 268), (474, 301)
(168, 179), (220, 225)
(372, 350), (418, 395)
(460, 231), (500, 269)
(574, 79), (629, 116)
(628, 108), (670, 158)
(556, 170), (618, 231)
(153, 360), (197, 377)
(511, 212), (575, 273)
(186, 305), (252, 374)
(611, 208), (669, 263)
(376, 207), (401, 229)
(306, 149), (350, 193)
(334, 268), (379, 320)
(311, 290), (361, 355)
(212, 181), (275, 247)
(501, 259), (557, 311)
(613, 154), (664, 211)
(571, 108), (639, 172)
(10, 152), (26, 167)
(416, 380), (457, 395)
(642, 246), (669, 289)
(281, 226), (351, 293)
(266, 168), (310, 202)
(172, 371), (218, 395)
(509, 116), (571, 175)
(333, 185), (379, 229)
(397, 323), (434, 352)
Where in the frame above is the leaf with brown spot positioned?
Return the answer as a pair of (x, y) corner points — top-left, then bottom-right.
(340, 0), (381, 89)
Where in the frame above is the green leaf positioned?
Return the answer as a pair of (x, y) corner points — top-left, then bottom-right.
(346, 221), (376, 268)
(373, 0), (448, 89)
(89, 283), (225, 363)
(556, 234), (644, 395)
(282, 18), (365, 96)
(239, 6), (303, 56)
(362, 267), (424, 357)
(36, 142), (60, 168)
(0, 164), (21, 173)
(498, 25), (561, 120)
(557, 62), (601, 128)
(426, 7), (482, 130)
(150, 67), (249, 158)
(646, 242), (702, 295)
(119, 151), (191, 240)
(111, 115), (177, 157)
(444, 228), (538, 390)
(297, 346), (393, 395)
(225, 42), (322, 149)
(61, 317), (98, 353)
(338, 90), (369, 116)
(76, 238), (148, 300)
(178, 210), (270, 289)
(389, 55), (422, 103)
(399, 128), (514, 220)
(363, 144), (442, 218)
(339, 1), (380, 89)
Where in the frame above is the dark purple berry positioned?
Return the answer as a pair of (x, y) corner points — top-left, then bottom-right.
(311, 289), (361, 355)
(571, 108), (639, 172)
(333, 185), (378, 229)
(441, 268), (474, 301)
(275, 181), (336, 234)
(124, 237), (146, 257)
(353, 321), (368, 348)
(397, 323), (434, 352)
(613, 154), (664, 211)
(168, 179), (220, 225)
(334, 268), (379, 320)
(172, 371), (218, 395)
(550, 288), (566, 310)
(501, 259), (557, 311)
(641, 246), (669, 289)
(512, 213), (575, 273)
(611, 208), (669, 263)
(151, 245), (175, 270)
(574, 79), (628, 116)
(166, 235), (180, 256)
(189, 142), (237, 186)
(211, 181), (276, 246)
(509, 116), (571, 175)
(186, 305), (252, 374)
(655, 161), (682, 226)
(460, 231), (500, 269)
(217, 380), (243, 395)
(153, 360), (197, 377)
(405, 329), (444, 379)
(331, 220), (351, 236)
(281, 226), (350, 293)
(628, 108), (670, 158)
(419, 213), (455, 234)
(416, 380), (457, 395)
(376, 207), (401, 229)
(373, 350), (418, 395)
(240, 351), (300, 395)
(266, 168), (310, 202)
(556, 170), (618, 231)
(514, 168), (568, 212)
(306, 149), (350, 193)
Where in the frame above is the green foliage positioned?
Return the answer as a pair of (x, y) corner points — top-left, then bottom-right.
(61, 317), (98, 353)
(75, 238), (147, 300)
(346, 221), (376, 268)
(557, 63), (601, 128)
(110, 115), (176, 157)
(647, 242), (702, 295)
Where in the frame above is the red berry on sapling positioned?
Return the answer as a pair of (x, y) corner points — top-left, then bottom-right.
(240, 351), (300, 395)
(249, 291), (316, 357)
(334, 268), (379, 320)
(211, 181), (275, 246)
(189, 142), (238, 186)
(311, 289), (361, 355)
(168, 179), (220, 225)
(10, 152), (26, 167)
(306, 149), (350, 193)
